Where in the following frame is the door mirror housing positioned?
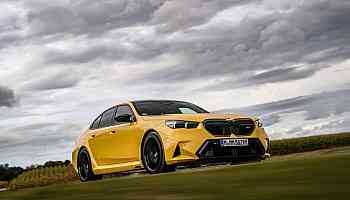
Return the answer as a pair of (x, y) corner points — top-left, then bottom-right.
(115, 114), (133, 123)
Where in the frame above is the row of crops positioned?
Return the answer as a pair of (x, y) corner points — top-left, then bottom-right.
(270, 132), (350, 155)
(8, 165), (78, 190)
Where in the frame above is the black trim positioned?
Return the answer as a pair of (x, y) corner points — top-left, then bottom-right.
(203, 118), (256, 136)
(173, 144), (181, 158)
(196, 138), (265, 161)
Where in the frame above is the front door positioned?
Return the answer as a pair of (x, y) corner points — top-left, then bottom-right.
(106, 105), (141, 165)
(88, 106), (117, 166)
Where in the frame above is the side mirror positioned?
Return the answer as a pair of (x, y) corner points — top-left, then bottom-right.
(115, 114), (133, 123)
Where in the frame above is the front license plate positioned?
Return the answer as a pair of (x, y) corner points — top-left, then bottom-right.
(220, 139), (249, 147)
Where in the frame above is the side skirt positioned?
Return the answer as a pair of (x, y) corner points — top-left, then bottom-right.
(93, 161), (142, 175)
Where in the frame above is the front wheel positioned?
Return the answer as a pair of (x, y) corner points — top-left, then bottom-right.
(141, 132), (176, 174)
(77, 148), (102, 182)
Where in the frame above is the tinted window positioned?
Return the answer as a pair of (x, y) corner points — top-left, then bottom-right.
(132, 101), (209, 116)
(115, 105), (134, 123)
(90, 115), (101, 130)
(179, 107), (198, 114)
(99, 107), (116, 128)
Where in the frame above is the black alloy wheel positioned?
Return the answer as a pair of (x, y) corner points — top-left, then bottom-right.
(78, 148), (102, 182)
(142, 132), (175, 173)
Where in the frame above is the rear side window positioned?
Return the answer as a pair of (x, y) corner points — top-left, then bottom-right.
(99, 107), (117, 128)
(90, 115), (102, 130)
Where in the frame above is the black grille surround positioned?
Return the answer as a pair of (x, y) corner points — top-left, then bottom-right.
(196, 138), (265, 161)
(203, 118), (256, 137)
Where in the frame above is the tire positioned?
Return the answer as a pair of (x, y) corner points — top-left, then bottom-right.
(141, 132), (176, 173)
(77, 148), (102, 182)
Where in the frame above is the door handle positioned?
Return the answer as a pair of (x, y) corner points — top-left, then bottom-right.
(91, 134), (96, 138)
(111, 131), (116, 134)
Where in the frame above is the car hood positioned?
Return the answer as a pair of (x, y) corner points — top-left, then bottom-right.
(140, 113), (254, 122)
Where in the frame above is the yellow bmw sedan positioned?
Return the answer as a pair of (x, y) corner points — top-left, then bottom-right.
(72, 100), (270, 181)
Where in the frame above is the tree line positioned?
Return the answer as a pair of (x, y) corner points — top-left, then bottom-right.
(0, 160), (71, 183)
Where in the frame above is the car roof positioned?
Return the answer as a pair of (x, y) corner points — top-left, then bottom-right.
(112, 100), (193, 108)
(131, 100), (189, 104)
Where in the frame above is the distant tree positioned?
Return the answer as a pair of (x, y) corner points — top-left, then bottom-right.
(64, 160), (71, 166)
(43, 160), (71, 167)
(0, 164), (23, 183)
(25, 164), (37, 170)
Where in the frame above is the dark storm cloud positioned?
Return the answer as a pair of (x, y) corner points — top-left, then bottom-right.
(44, 40), (170, 65)
(0, 0), (168, 52)
(0, 121), (82, 166)
(0, 33), (22, 50)
(150, 0), (250, 33)
(0, 122), (56, 147)
(39, 0), (252, 65)
(202, 66), (321, 91)
(0, 86), (16, 107)
(285, 117), (350, 137)
(26, 0), (166, 36)
(30, 0), (350, 89)
(0, 1), (23, 50)
(45, 45), (126, 65)
(136, 0), (350, 88)
(218, 89), (350, 127)
(23, 0), (252, 37)
(21, 70), (81, 91)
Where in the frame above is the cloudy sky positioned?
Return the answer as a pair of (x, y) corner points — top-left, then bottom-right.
(1, 0), (350, 167)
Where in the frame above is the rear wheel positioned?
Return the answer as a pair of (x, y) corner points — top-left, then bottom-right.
(78, 148), (102, 182)
(142, 132), (176, 173)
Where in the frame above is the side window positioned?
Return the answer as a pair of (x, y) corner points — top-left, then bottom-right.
(115, 105), (134, 124)
(99, 107), (117, 128)
(179, 107), (197, 114)
(90, 115), (102, 130)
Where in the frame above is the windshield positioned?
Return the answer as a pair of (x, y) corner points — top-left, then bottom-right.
(132, 100), (209, 116)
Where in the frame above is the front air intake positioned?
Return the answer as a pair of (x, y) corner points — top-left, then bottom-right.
(203, 118), (256, 136)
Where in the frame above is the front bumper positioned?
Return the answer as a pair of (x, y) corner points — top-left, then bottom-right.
(163, 125), (269, 165)
(166, 138), (268, 165)
(196, 138), (266, 161)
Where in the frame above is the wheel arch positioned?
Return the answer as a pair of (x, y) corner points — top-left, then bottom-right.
(76, 146), (88, 166)
(76, 145), (97, 172)
(78, 145), (88, 154)
(141, 129), (162, 152)
(140, 129), (166, 165)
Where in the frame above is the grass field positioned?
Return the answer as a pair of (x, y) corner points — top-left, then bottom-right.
(1, 146), (349, 200)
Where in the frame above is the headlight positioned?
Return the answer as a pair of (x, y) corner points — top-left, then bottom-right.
(255, 118), (263, 127)
(165, 120), (199, 129)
